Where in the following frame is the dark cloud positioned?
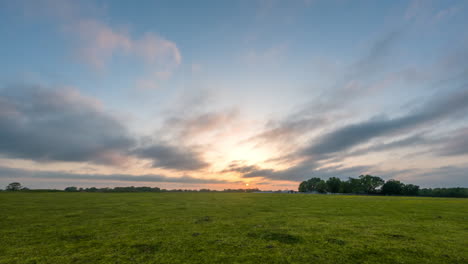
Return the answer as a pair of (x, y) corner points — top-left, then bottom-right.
(242, 160), (370, 182)
(221, 160), (261, 174)
(0, 85), (134, 164)
(245, 116), (326, 148)
(0, 166), (230, 184)
(133, 143), (209, 171)
(0, 84), (219, 172)
(435, 128), (468, 156)
(302, 89), (468, 156)
(346, 134), (430, 157)
(407, 166), (468, 187)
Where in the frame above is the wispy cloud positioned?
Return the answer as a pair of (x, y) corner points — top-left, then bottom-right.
(133, 143), (209, 171)
(301, 88), (468, 156)
(406, 165), (468, 187)
(71, 19), (181, 76)
(0, 166), (232, 184)
(161, 109), (240, 143)
(434, 127), (468, 156)
(19, 0), (181, 87)
(241, 161), (370, 182)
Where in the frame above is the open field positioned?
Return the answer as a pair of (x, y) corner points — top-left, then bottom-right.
(0, 193), (467, 264)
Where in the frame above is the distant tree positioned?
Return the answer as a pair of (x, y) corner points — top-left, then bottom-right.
(299, 178), (322, 192)
(64, 186), (78, 192)
(419, 187), (468, 198)
(339, 180), (353, 193)
(6, 182), (22, 191)
(316, 180), (328, 193)
(381, 179), (404, 195)
(402, 184), (419, 196)
(298, 181), (308, 192)
(326, 177), (342, 193)
(348, 177), (365, 193)
(359, 175), (384, 194)
(297, 175), (466, 197)
(87, 187), (98, 192)
(306, 177), (322, 192)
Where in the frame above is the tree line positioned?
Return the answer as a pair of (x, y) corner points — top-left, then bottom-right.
(298, 175), (468, 198)
(3, 181), (467, 197)
(2, 183), (260, 193)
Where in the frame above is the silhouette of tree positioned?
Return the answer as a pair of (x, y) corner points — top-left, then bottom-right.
(6, 182), (23, 191)
(402, 184), (419, 196)
(298, 181), (308, 192)
(316, 180), (328, 193)
(64, 186), (78, 192)
(381, 179), (404, 195)
(326, 177), (342, 193)
(359, 175), (384, 194)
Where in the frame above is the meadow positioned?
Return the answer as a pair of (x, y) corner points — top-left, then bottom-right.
(0, 192), (467, 264)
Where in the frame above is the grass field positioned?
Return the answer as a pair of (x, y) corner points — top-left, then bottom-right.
(0, 192), (467, 264)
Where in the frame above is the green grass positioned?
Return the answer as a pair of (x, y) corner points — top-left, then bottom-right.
(0, 193), (467, 264)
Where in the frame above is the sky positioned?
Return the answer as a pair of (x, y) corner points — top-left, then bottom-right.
(0, 0), (468, 190)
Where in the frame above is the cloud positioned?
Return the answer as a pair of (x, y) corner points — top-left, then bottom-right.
(404, 0), (463, 25)
(435, 127), (468, 156)
(71, 19), (132, 70)
(408, 166), (468, 187)
(346, 134), (431, 157)
(221, 160), (262, 174)
(161, 109), (239, 141)
(290, 30), (406, 123)
(238, 88), (468, 182)
(133, 143), (209, 171)
(347, 127), (468, 159)
(242, 160), (370, 182)
(71, 19), (181, 73)
(0, 84), (134, 164)
(352, 30), (403, 78)
(18, 0), (181, 85)
(435, 6), (460, 21)
(0, 166), (231, 184)
(245, 116), (326, 149)
(302, 88), (468, 156)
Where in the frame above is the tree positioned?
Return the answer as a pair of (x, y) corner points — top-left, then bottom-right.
(298, 181), (308, 192)
(326, 177), (342, 193)
(299, 178), (322, 192)
(316, 180), (328, 193)
(339, 181), (353, 193)
(381, 179), (404, 195)
(64, 186), (78, 192)
(359, 175), (384, 194)
(6, 182), (22, 191)
(306, 177), (322, 192)
(402, 184), (419, 196)
(348, 177), (365, 193)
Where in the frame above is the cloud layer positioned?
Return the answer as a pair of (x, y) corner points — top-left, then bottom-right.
(134, 143), (209, 171)
(0, 85), (134, 165)
(0, 166), (231, 184)
(302, 89), (468, 156)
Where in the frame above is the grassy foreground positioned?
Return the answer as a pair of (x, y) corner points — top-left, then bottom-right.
(0, 193), (467, 264)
